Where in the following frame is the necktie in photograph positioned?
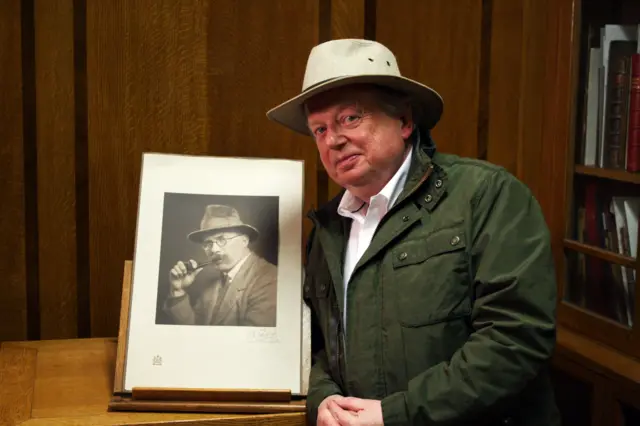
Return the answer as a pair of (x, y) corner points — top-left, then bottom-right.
(210, 272), (228, 317)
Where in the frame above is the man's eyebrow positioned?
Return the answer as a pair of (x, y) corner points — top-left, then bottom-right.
(306, 102), (361, 126)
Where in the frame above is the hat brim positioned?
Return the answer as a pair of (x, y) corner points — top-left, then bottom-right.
(266, 75), (444, 136)
(187, 225), (259, 243)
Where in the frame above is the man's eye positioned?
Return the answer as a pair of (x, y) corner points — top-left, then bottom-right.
(314, 127), (326, 136)
(344, 115), (360, 123)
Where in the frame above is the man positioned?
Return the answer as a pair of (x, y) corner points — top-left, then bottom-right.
(164, 204), (277, 327)
(266, 39), (560, 426)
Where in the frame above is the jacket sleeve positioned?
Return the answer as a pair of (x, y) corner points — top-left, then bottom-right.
(381, 168), (557, 425)
(303, 225), (344, 425)
(305, 300), (344, 425)
(163, 294), (196, 325)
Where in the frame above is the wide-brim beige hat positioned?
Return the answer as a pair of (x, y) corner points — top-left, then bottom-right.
(266, 38), (444, 136)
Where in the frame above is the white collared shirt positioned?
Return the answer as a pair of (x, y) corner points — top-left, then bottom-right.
(337, 145), (413, 326)
(226, 252), (251, 283)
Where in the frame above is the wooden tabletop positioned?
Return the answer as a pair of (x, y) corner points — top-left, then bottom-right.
(0, 337), (307, 425)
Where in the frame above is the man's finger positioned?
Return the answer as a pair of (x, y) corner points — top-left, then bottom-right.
(318, 408), (341, 426)
(332, 396), (365, 411)
(330, 402), (358, 426)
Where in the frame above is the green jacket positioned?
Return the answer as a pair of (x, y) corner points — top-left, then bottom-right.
(303, 134), (560, 426)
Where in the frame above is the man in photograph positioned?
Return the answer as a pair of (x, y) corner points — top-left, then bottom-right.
(163, 204), (278, 327)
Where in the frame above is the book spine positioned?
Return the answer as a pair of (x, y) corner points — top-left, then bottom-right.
(604, 54), (632, 169)
(627, 54), (640, 172)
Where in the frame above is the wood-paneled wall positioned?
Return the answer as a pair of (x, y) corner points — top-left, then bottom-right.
(0, 0), (573, 342)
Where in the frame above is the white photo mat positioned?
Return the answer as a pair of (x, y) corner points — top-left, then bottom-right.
(122, 152), (310, 395)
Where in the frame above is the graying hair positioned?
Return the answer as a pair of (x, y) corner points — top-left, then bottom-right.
(368, 85), (414, 122)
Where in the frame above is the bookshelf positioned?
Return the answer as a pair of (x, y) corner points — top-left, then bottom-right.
(556, 0), (640, 424)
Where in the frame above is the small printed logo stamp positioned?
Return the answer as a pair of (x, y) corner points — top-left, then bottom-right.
(152, 355), (163, 366)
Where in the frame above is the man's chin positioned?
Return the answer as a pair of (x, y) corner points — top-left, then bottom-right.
(334, 171), (369, 189)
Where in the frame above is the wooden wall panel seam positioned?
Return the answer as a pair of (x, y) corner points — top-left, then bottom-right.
(364, 0), (376, 41)
(73, 0), (90, 339)
(0, 0), (28, 342)
(477, 0), (493, 161)
(317, 0), (331, 206)
(515, 1), (528, 182)
(21, 0), (41, 341)
(319, 0), (331, 43)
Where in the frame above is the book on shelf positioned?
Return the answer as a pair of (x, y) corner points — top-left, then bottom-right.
(577, 24), (640, 173)
(574, 183), (639, 326)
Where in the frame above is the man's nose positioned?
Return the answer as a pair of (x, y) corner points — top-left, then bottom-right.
(326, 130), (347, 148)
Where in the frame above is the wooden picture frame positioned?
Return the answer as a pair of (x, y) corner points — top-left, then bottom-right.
(109, 153), (310, 414)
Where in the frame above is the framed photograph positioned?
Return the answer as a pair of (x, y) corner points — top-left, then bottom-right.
(116, 152), (310, 399)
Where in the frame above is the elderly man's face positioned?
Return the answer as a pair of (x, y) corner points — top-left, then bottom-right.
(305, 86), (413, 199)
(201, 231), (248, 271)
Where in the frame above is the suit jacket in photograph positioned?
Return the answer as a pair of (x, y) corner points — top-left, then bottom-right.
(164, 252), (277, 327)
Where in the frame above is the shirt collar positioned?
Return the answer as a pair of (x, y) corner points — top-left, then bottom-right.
(225, 252), (251, 282)
(337, 144), (414, 220)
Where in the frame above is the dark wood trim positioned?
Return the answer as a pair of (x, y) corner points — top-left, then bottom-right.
(575, 165), (640, 185)
(319, 0), (331, 42)
(554, 325), (640, 425)
(21, 0), (40, 341)
(73, 0), (90, 339)
(556, 326), (640, 387)
(476, 0), (493, 161)
(364, 0), (376, 40)
(563, 238), (637, 267)
(317, 0), (331, 207)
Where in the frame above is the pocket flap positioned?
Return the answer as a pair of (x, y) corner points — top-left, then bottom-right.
(401, 304), (471, 327)
(392, 227), (466, 268)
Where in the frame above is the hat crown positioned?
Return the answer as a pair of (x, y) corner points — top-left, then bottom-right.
(302, 39), (402, 92)
(187, 204), (260, 243)
(200, 204), (243, 231)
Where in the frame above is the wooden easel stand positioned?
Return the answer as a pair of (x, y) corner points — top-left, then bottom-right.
(132, 387), (292, 403)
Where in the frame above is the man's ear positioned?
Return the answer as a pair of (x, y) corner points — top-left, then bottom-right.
(399, 108), (414, 139)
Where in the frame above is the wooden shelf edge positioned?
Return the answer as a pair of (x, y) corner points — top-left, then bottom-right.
(574, 165), (640, 184)
(560, 300), (633, 331)
(563, 238), (637, 268)
(555, 325), (640, 387)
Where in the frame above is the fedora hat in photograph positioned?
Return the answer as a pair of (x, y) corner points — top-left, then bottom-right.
(187, 204), (259, 243)
(266, 38), (444, 136)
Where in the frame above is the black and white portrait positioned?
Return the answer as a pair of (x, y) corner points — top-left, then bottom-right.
(155, 192), (279, 327)
(123, 153), (305, 393)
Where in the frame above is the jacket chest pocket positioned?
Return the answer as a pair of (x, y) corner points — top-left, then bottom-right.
(388, 225), (472, 327)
